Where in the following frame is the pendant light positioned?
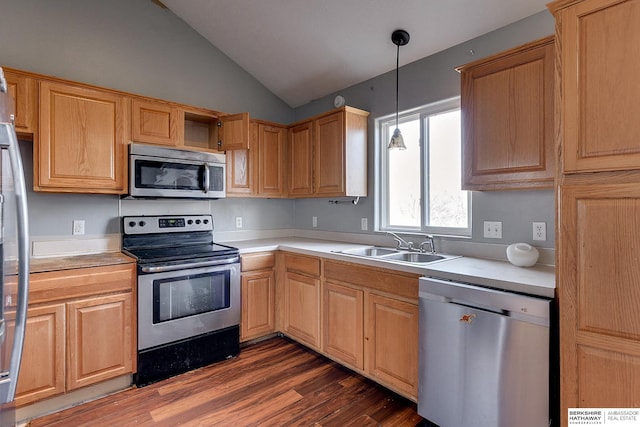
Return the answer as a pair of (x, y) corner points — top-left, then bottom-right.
(388, 29), (410, 150)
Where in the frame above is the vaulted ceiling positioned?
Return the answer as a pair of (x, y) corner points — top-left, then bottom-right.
(162, 0), (549, 107)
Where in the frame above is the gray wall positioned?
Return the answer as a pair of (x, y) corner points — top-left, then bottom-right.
(2, 0), (296, 238)
(4, 0), (556, 249)
(293, 10), (556, 248)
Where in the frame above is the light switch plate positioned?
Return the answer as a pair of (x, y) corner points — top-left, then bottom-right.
(483, 221), (502, 239)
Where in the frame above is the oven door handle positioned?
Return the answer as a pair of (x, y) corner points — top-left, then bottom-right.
(140, 257), (239, 273)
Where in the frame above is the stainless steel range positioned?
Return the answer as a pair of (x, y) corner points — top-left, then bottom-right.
(122, 214), (240, 386)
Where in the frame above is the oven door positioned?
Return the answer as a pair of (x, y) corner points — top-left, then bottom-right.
(138, 261), (239, 350)
(130, 154), (225, 199)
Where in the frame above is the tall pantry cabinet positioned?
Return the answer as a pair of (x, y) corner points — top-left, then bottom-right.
(548, 0), (640, 422)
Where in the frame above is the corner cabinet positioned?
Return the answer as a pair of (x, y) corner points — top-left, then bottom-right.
(227, 120), (287, 197)
(458, 36), (555, 190)
(37, 80), (129, 194)
(288, 107), (369, 198)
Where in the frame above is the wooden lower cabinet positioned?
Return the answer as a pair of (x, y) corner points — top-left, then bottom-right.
(240, 252), (276, 342)
(11, 304), (65, 406)
(66, 293), (133, 391)
(322, 282), (364, 369)
(283, 256), (420, 400)
(365, 293), (419, 397)
(9, 262), (136, 407)
(283, 271), (321, 349)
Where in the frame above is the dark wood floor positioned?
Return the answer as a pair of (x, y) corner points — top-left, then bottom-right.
(29, 337), (424, 426)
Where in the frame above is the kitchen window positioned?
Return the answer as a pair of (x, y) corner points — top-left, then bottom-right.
(377, 97), (470, 236)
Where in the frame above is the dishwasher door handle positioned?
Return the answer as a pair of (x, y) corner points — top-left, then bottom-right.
(419, 277), (551, 326)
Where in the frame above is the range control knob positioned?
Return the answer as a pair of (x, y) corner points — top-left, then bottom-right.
(203, 219), (209, 224)
(187, 219), (193, 225)
(138, 221), (146, 227)
(128, 221), (136, 228)
(196, 219), (201, 224)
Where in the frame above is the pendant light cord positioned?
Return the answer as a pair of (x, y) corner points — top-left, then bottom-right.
(395, 43), (399, 129)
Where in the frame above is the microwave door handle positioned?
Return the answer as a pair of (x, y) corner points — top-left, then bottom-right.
(203, 163), (210, 194)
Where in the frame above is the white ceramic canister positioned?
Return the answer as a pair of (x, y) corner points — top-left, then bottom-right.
(506, 243), (539, 267)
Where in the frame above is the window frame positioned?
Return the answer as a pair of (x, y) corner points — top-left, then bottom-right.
(376, 97), (471, 237)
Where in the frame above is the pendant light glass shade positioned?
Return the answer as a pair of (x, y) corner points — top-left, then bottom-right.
(388, 29), (410, 150)
(388, 127), (406, 149)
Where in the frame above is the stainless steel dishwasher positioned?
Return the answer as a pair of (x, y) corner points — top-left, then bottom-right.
(418, 277), (552, 427)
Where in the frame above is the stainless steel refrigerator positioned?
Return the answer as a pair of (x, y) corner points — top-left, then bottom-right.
(0, 67), (30, 427)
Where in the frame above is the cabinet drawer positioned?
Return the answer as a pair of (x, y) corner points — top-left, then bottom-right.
(283, 253), (320, 277)
(241, 252), (275, 272)
(26, 264), (135, 305)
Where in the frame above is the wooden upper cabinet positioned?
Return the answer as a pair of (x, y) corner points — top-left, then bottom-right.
(227, 120), (286, 197)
(3, 68), (36, 135)
(459, 36), (555, 190)
(218, 112), (250, 151)
(288, 121), (314, 197)
(37, 80), (129, 194)
(131, 98), (179, 146)
(226, 121), (257, 196)
(258, 123), (286, 197)
(550, 0), (640, 173)
(289, 106), (369, 198)
(315, 111), (345, 195)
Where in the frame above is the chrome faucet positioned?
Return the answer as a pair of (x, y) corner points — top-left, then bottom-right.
(386, 232), (416, 251)
(419, 235), (436, 254)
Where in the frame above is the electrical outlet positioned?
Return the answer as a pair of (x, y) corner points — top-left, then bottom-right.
(483, 221), (502, 239)
(533, 221), (547, 241)
(361, 218), (368, 231)
(235, 216), (243, 229)
(72, 220), (85, 235)
(312, 216), (317, 228)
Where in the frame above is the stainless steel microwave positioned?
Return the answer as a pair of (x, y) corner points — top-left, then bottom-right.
(129, 143), (226, 199)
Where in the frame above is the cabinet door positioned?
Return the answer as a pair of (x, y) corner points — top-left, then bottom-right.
(289, 121), (314, 197)
(314, 112), (345, 195)
(218, 112), (249, 151)
(366, 293), (419, 398)
(241, 270), (276, 341)
(66, 293), (133, 391)
(226, 122), (257, 196)
(460, 36), (555, 190)
(283, 271), (320, 349)
(555, 0), (640, 173)
(559, 180), (640, 411)
(323, 281), (364, 369)
(258, 123), (286, 197)
(131, 98), (179, 146)
(38, 80), (129, 193)
(3, 69), (36, 135)
(4, 304), (66, 406)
